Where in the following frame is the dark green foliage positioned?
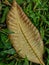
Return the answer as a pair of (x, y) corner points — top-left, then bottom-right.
(0, 0), (49, 65)
(1, 7), (9, 23)
(23, 58), (29, 65)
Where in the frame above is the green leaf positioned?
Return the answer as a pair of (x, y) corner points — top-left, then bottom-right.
(41, 15), (49, 25)
(1, 33), (11, 49)
(17, 61), (22, 65)
(7, 60), (15, 65)
(47, 56), (49, 65)
(1, 7), (9, 23)
(0, 29), (14, 35)
(0, 62), (6, 65)
(23, 58), (29, 65)
(46, 48), (49, 54)
(16, 0), (24, 4)
(40, 27), (45, 39)
(1, 49), (16, 55)
(45, 40), (49, 45)
(15, 62), (17, 65)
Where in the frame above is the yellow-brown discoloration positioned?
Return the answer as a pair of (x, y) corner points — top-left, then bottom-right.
(6, 0), (45, 65)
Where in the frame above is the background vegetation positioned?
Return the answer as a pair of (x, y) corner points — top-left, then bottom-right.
(0, 0), (49, 65)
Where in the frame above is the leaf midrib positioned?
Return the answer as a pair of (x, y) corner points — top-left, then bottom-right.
(18, 23), (43, 65)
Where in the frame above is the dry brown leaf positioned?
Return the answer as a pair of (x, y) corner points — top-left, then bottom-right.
(6, 0), (45, 65)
